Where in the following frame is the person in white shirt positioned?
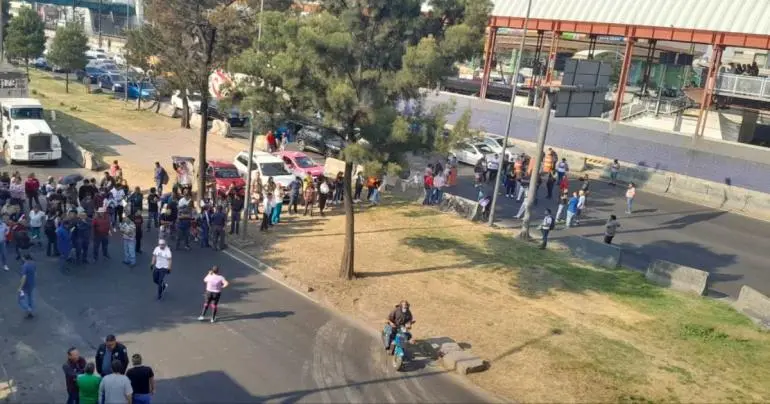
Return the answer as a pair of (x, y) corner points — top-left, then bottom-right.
(555, 158), (569, 183)
(576, 190), (586, 225)
(27, 205), (45, 246)
(625, 182), (636, 214)
(609, 159), (621, 186)
(151, 239), (173, 300)
(261, 192), (273, 231)
(487, 154), (500, 184)
(432, 174), (445, 204)
(98, 360), (132, 404)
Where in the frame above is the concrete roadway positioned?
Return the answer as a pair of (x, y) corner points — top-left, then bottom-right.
(0, 230), (491, 403)
(448, 164), (768, 299)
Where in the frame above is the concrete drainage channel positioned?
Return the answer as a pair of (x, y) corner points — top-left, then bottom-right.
(389, 180), (770, 331)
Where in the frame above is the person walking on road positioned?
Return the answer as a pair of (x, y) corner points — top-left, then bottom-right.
(18, 255), (36, 318)
(154, 162), (169, 196)
(147, 188), (160, 231)
(95, 335), (129, 377)
(151, 240), (172, 300)
(545, 173), (556, 199)
(625, 182), (636, 214)
(75, 212), (92, 264)
(120, 216), (137, 267)
(604, 215), (621, 244)
(210, 207), (226, 250)
(126, 354), (155, 404)
(609, 159), (621, 186)
(98, 360), (133, 404)
(92, 208), (111, 261)
(63, 347), (86, 404)
(555, 190), (568, 223)
(76, 362), (101, 404)
(575, 190), (586, 225)
(565, 191), (579, 228)
(56, 220), (72, 273)
(555, 158), (569, 184)
(540, 209), (555, 250)
(28, 205), (45, 246)
(261, 192), (274, 230)
(198, 265), (230, 323)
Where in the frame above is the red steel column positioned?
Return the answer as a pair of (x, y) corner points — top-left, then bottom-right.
(612, 38), (635, 122)
(695, 45), (723, 137)
(544, 31), (560, 84)
(480, 27), (498, 100)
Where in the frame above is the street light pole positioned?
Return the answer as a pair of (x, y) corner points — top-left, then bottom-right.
(98, 0), (103, 48)
(242, 110), (256, 238)
(487, 0), (532, 226)
(256, 0), (264, 53)
(518, 91), (553, 240)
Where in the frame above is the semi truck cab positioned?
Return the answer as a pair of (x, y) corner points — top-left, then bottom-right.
(0, 99), (62, 164)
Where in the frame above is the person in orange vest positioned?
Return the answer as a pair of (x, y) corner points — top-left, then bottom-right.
(513, 156), (523, 179)
(543, 148), (556, 174)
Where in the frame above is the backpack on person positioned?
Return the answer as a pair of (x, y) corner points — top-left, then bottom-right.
(160, 168), (169, 185)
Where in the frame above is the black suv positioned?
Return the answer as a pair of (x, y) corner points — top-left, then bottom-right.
(295, 125), (344, 157)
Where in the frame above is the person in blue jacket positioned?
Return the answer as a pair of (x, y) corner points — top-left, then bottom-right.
(56, 221), (72, 273)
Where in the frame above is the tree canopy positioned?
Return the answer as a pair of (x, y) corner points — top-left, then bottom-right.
(5, 6), (46, 74)
(233, 0), (491, 279)
(47, 22), (89, 93)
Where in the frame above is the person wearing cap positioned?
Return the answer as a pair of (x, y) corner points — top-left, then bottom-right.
(92, 208), (111, 261)
(151, 239), (172, 300)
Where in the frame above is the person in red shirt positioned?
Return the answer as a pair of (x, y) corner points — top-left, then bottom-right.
(24, 173), (41, 211)
(266, 131), (277, 152)
(422, 175), (434, 205)
(91, 208), (111, 261)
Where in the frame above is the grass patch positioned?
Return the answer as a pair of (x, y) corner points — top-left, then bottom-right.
(27, 70), (177, 158)
(238, 194), (770, 403)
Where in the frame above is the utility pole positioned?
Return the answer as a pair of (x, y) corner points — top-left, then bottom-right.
(242, 111), (256, 238)
(0, 0), (5, 63)
(518, 91), (553, 240)
(256, 0), (264, 53)
(488, 0), (532, 226)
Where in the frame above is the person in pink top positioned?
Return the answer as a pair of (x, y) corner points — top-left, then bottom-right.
(625, 182), (636, 214)
(198, 266), (229, 323)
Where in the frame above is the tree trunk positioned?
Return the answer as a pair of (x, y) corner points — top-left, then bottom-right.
(24, 59), (29, 78)
(181, 97), (190, 128)
(197, 96), (209, 200)
(65, 72), (69, 93)
(338, 161), (355, 280)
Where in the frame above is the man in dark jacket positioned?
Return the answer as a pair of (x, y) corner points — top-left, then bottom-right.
(384, 300), (415, 350)
(62, 347), (86, 404)
(95, 334), (129, 376)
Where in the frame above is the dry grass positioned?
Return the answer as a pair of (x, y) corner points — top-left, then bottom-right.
(240, 195), (770, 403)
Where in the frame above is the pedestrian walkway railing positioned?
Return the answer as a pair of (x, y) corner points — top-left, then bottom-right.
(715, 73), (770, 101)
(601, 96), (693, 121)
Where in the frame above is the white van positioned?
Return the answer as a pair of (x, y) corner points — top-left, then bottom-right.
(0, 99), (61, 164)
(233, 151), (295, 189)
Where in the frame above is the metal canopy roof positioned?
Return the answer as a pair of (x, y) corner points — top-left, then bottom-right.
(492, 0), (770, 37)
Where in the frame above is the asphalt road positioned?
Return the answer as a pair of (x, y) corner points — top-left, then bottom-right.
(0, 231), (492, 403)
(448, 163), (769, 299)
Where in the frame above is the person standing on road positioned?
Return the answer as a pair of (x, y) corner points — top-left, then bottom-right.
(197, 205), (211, 248)
(151, 240), (172, 300)
(126, 354), (155, 404)
(261, 192), (274, 230)
(625, 182), (636, 214)
(147, 188), (160, 231)
(18, 254), (36, 318)
(210, 207), (226, 250)
(74, 212), (92, 264)
(198, 265), (230, 323)
(92, 208), (111, 261)
(56, 220), (72, 273)
(565, 191), (579, 228)
(229, 194), (243, 235)
(604, 215), (621, 244)
(44, 209), (59, 257)
(609, 159), (621, 186)
(288, 176), (301, 215)
(555, 190), (568, 223)
(353, 171), (365, 202)
(272, 187), (285, 224)
(25, 173), (41, 212)
(545, 173), (556, 199)
(303, 183), (316, 217)
(0, 219), (8, 271)
(575, 190), (587, 225)
(555, 158), (569, 184)
(132, 213), (144, 255)
(127, 187), (143, 218)
(62, 347), (87, 404)
(98, 360), (132, 404)
(540, 209), (555, 249)
(9, 176), (25, 214)
(76, 362), (101, 404)
(96, 335), (129, 377)
(504, 169), (516, 198)
(120, 217), (137, 267)
(487, 154), (500, 184)
(154, 162), (168, 196)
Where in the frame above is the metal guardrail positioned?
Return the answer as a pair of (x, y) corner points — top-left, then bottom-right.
(601, 96), (692, 120)
(715, 73), (770, 100)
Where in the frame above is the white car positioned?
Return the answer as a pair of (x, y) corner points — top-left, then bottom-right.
(450, 141), (497, 166)
(171, 90), (203, 113)
(476, 135), (524, 161)
(233, 151), (295, 189)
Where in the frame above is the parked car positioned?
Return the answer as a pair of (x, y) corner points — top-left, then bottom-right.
(31, 57), (50, 70)
(97, 73), (128, 92)
(76, 67), (108, 84)
(171, 90), (203, 113)
(208, 101), (247, 127)
(475, 134), (523, 161)
(277, 151), (324, 179)
(233, 151), (295, 191)
(295, 125), (344, 157)
(450, 141), (497, 166)
(204, 160), (246, 198)
(126, 81), (157, 100)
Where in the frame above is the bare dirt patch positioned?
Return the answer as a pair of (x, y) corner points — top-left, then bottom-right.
(239, 195), (770, 403)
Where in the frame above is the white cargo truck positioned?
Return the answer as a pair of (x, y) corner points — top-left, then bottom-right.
(0, 98), (62, 164)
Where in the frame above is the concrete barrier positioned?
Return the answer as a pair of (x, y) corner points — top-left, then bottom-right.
(208, 119), (231, 138)
(645, 260), (709, 296)
(560, 235), (622, 268)
(437, 193), (480, 221)
(57, 134), (101, 171)
(735, 286), (770, 326)
(190, 113), (203, 129)
(158, 103), (179, 118)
